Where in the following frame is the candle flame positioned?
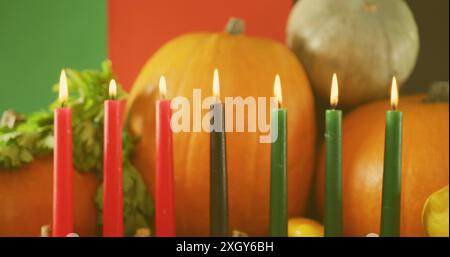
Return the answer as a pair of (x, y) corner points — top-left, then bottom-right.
(159, 76), (167, 99)
(330, 73), (339, 107)
(59, 70), (68, 103)
(390, 76), (399, 110)
(213, 69), (220, 99)
(273, 74), (283, 107)
(109, 79), (117, 98)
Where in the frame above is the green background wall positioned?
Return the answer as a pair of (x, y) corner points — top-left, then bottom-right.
(0, 0), (106, 114)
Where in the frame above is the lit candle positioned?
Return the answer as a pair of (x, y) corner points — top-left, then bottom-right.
(103, 79), (124, 237)
(53, 70), (74, 237)
(155, 76), (176, 237)
(269, 74), (288, 237)
(324, 73), (343, 237)
(210, 69), (229, 237)
(380, 77), (403, 237)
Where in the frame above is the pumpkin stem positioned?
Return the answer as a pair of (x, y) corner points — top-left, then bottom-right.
(364, 2), (378, 13)
(423, 81), (449, 103)
(225, 18), (246, 35)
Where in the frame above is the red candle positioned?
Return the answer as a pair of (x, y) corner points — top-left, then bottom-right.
(103, 79), (124, 237)
(53, 70), (74, 237)
(155, 76), (176, 236)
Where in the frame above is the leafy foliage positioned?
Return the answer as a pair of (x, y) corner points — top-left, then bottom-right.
(0, 61), (153, 236)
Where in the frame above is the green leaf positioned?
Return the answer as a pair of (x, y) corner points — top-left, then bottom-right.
(35, 134), (54, 153)
(0, 131), (22, 143)
(19, 149), (33, 163)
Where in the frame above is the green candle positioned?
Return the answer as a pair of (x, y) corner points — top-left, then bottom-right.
(380, 77), (403, 237)
(210, 69), (229, 237)
(269, 75), (288, 237)
(324, 73), (343, 237)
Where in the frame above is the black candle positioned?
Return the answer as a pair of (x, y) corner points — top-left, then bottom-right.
(210, 69), (229, 236)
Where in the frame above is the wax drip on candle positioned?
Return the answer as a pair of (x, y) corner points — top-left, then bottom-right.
(213, 69), (220, 101)
(390, 77), (399, 111)
(109, 79), (117, 100)
(273, 74), (283, 108)
(59, 70), (68, 107)
(330, 73), (339, 108)
(159, 76), (167, 99)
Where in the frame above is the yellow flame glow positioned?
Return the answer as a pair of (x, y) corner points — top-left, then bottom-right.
(273, 74), (282, 106)
(159, 76), (167, 99)
(330, 73), (339, 107)
(109, 79), (117, 98)
(390, 76), (398, 110)
(59, 70), (68, 103)
(213, 69), (220, 98)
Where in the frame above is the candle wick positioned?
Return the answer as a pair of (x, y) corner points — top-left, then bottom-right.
(390, 103), (396, 111)
(391, 103), (398, 111)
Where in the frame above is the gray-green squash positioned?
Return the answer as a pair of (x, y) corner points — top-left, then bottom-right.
(287, 0), (419, 106)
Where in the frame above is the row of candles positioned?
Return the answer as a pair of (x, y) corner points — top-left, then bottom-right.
(53, 71), (124, 236)
(325, 75), (402, 237)
(52, 69), (402, 237)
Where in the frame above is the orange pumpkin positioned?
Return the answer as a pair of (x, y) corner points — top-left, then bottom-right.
(316, 91), (449, 236)
(127, 19), (316, 236)
(0, 157), (99, 236)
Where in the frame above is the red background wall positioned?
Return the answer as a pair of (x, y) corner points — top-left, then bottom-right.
(108, 0), (292, 91)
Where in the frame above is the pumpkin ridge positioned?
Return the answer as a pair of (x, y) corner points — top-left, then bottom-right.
(174, 34), (218, 98)
(175, 34), (221, 234)
(302, 14), (347, 98)
(375, 12), (393, 95)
